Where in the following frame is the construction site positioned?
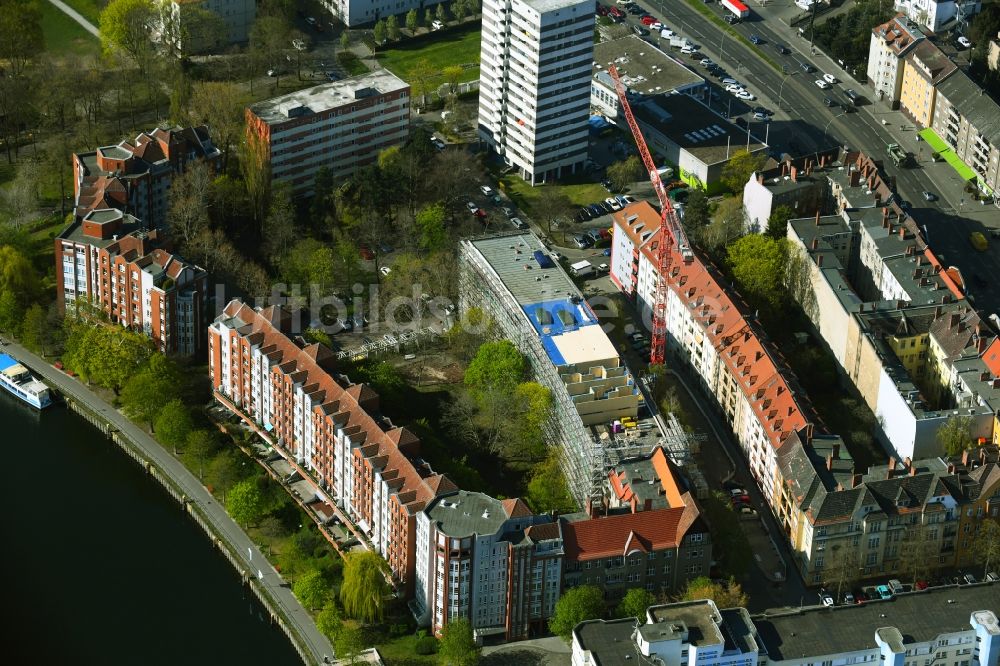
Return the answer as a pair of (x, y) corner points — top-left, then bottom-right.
(458, 230), (706, 509)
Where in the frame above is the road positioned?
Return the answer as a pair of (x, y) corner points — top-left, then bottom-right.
(46, 0), (99, 37)
(2, 340), (334, 665)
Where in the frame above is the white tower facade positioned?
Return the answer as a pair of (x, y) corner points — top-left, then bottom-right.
(477, 0), (594, 185)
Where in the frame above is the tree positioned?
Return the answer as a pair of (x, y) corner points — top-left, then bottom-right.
(408, 58), (440, 107)
(678, 576), (748, 608)
(465, 340), (528, 394)
(442, 65), (463, 94)
(720, 149), (766, 194)
(531, 187), (574, 240)
(241, 122), (272, 228)
(0, 0), (43, 78)
(386, 15), (400, 41)
(316, 602), (342, 642)
(20, 304), (47, 354)
(340, 551), (390, 623)
(726, 234), (788, 311)
(0, 245), (38, 303)
(340, 30), (350, 52)
(438, 617), (479, 666)
(937, 415), (974, 457)
(436, 3), (447, 23)
(293, 569), (332, 610)
(406, 8), (419, 31)
(824, 543), (861, 601)
(99, 0), (156, 75)
(417, 203), (449, 252)
(155, 398), (194, 454)
(425, 7), (434, 26)
(973, 520), (1000, 575)
(0, 290), (21, 336)
(526, 448), (576, 514)
(335, 626), (366, 665)
(250, 15), (292, 86)
(167, 161), (212, 247)
(62, 325), (153, 393)
(607, 156), (642, 193)
(701, 492), (752, 578)
(452, 0), (467, 21)
(185, 429), (219, 479)
(765, 204), (796, 240)
(549, 586), (604, 640)
(699, 196), (744, 257)
(616, 588), (656, 621)
(373, 19), (387, 46)
(120, 354), (181, 428)
(188, 82), (247, 173)
(263, 182), (297, 264)
(1, 160), (40, 228)
(897, 529), (938, 586)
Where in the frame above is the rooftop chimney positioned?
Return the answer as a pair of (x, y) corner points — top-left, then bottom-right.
(950, 313), (960, 329)
(832, 443), (840, 460)
(853, 474), (863, 488)
(962, 449), (971, 467)
(791, 166), (798, 183)
(826, 454), (835, 471)
(910, 466), (917, 476)
(947, 463), (956, 473)
(816, 254), (824, 267)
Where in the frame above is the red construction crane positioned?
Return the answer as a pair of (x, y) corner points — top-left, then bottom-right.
(607, 65), (691, 366)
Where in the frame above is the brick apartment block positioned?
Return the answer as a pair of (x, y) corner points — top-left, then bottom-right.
(245, 70), (410, 196)
(72, 125), (221, 228)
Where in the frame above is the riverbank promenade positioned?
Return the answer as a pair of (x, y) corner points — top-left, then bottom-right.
(2, 340), (334, 665)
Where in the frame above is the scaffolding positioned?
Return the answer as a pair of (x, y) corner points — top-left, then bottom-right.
(458, 235), (705, 507)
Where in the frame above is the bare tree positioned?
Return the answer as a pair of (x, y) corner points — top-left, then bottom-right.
(167, 161), (212, 246)
(188, 81), (248, 172)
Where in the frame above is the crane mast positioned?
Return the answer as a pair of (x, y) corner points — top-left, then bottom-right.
(607, 65), (691, 366)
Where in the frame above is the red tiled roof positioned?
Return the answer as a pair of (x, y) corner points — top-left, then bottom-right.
(525, 522), (561, 541)
(612, 202), (813, 450)
(562, 508), (686, 560)
(502, 498), (533, 519)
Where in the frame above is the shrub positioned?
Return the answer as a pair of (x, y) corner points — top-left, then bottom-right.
(415, 635), (438, 655)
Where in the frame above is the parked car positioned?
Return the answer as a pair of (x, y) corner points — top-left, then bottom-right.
(987, 572), (999, 582)
(480, 185), (494, 196)
(605, 197), (622, 211)
(875, 585), (893, 600)
(640, 15), (656, 25)
(887, 579), (904, 595)
(843, 592), (855, 605)
(573, 235), (593, 249)
(510, 217), (528, 230)
(603, 248), (612, 257)
(576, 208), (591, 222)
(466, 201), (478, 212)
(735, 90), (755, 101)
(753, 111), (770, 121)
(957, 35), (972, 49)
(633, 25), (649, 36)
(963, 573), (978, 585)
(431, 19), (444, 29)
(379, 266), (391, 276)
(915, 579), (930, 590)
(819, 590), (834, 607)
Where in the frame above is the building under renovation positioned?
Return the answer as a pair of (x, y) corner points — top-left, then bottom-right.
(459, 232), (689, 506)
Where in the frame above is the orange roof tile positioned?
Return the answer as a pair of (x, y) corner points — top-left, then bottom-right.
(562, 509), (686, 560)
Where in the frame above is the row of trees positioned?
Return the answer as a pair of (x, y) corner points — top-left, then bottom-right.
(373, 0), (482, 46)
(549, 577), (749, 640)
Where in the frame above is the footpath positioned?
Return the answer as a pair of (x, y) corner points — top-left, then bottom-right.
(45, 0), (100, 37)
(3, 340), (334, 665)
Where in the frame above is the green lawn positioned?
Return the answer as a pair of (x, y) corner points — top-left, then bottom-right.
(40, 1), (99, 57)
(60, 0), (105, 25)
(499, 174), (610, 214)
(376, 28), (482, 90)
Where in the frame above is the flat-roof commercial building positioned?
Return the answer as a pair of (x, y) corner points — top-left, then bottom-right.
(459, 232), (643, 505)
(573, 585), (1000, 666)
(478, 0), (594, 185)
(591, 36), (705, 120)
(56, 209), (208, 355)
(632, 94), (767, 193)
(246, 70), (410, 196)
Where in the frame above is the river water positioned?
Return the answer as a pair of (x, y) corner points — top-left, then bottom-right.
(0, 397), (302, 665)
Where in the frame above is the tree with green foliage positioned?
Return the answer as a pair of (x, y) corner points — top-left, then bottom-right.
(937, 415), (974, 457)
(464, 340), (528, 395)
(386, 15), (400, 41)
(973, 520), (1000, 575)
(607, 156), (642, 193)
(417, 203), (449, 252)
(185, 429), (219, 479)
(550, 586), (605, 640)
(677, 576), (747, 608)
(720, 149), (766, 194)
(335, 625), (366, 665)
(120, 354), (182, 428)
(0, 0), (44, 77)
(340, 551), (390, 623)
(425, 7), (434, 26)
(452, 0), (467, 21)
(226, 477), (266, 527)
(0, 244), (38, 304)
(0, 290), (21, 336)
(526, 448), (576, 514)
(373, 19), (387, 46)
(765, 204), (796, 240)
(99, 0), (156, 74)
(63, 324), (154, 393)
(702, 492), (752, 578)
(209, 450), (243, 502)
(406, 8), (419, 31)
(725, 234), (788, 312)
(293, 569), (332, 610)
(155, 399), (194, 454)
(436, 3), (447, 23)
(188, 82), (246, 174)
(316, 602), (342, 642)
(438, 617), (479, 665)
(341, 30), (351, 52)
(683, 188), (710, 229)
(19, 304), (48, 354)
(616, 588), (656, 621)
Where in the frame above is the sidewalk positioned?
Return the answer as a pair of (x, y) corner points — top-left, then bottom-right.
(45, 0), (99, 37)
(3, 340), (334, 665)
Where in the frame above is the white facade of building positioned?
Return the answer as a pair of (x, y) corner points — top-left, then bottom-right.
(477, 0), (593, 185)
(893, 0), (981, 33)
(322, 0), (448, 27)
(867, 18), (924, 108)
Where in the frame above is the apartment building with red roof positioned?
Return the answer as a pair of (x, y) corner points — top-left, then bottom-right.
(610, 201), (814, 504)
(72, 125), (221, 229)
(561, 447), (711, 601)
(56, 208), (207, 354)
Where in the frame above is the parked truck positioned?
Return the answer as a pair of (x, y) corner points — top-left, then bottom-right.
(887, 143), (913, 167)
(721, 0), (750, 19)
(669, 35), (687, 49)
(570, 260), (594, 277)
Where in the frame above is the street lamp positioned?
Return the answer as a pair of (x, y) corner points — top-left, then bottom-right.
(822, 111), (847, 148)
(777, 70), (798, 112)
